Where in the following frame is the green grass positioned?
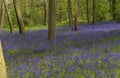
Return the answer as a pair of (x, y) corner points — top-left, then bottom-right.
(111, 45), (120, 53)
(3, 24), (48, 32)
(2, 22), (69, 32)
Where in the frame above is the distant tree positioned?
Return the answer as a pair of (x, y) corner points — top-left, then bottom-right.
(111, 0), (116, 19)
(3, 0), (13, 33)
(43, 0), (47, 25)
(48, 0), (56, 40)
(59, 4), (62, 23)
(25, 0), (29, 16)
(93, 0), (96, 24)
(13, 0), (25, 34)
(68, 0), (73, 29)
(73, 0), (78, 31)
(86, 0), (89, 23)
(0, 0), (5, 29)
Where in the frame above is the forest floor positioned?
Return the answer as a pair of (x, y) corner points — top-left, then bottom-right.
(1, 21), (120, 78)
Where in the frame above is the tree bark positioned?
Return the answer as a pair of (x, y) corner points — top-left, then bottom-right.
(112, 0), (116, 19)
(0, 0), (5, 29)
(3, 0), (13, 33)
(93, 0), (96, 24)
(43, 0), (47, 25)
(59, 8), (62, 23)
(68, 0), (73, 29)
(25, 0), (29, 16)
(0, 40), (7, 78)
(86, 0), (89, 23)
(48, 0), (56, 40)
(74, 16), (77, 31)
(74, 0), (78, 31)
(13, 0), (25, 34)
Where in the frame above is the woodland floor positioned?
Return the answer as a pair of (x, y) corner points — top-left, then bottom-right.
(1, 21), (120, 78)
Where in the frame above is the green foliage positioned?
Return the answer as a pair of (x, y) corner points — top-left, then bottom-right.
(115, 13), (120, 23)
(96, 0), (110, 21)
(2, 0), (120, 31)
(109, 0), (120, 22)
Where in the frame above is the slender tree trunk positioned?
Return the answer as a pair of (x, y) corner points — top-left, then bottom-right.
(13, 0), (25, 34)
(42, 7), (44, 24)
(3, 0), (13, 33)
(74, 0), (78, 31)
(86, 0), (89, 23)
(29, 0), (32, 18)
(93, 0), (96, 24)
(0, 40), (7, 78)
(43, 0), (47, 25)
(74, 16), (77, 30)
(59, 8), (62, 23)
(0, 0), (5, 29)
(25, 0), (29, 16)
(112, 0), (116, 19)
(68, 0), (73, 29)
(48, 0), (56, 40)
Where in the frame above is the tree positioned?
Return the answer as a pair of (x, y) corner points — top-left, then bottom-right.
(111, 0), (116, 19)
(0, 0), (5, 29)
(48, 0), (56, 40)
(43, 0), (47, 25)
(59, 5), (62, 23)
(86, 0), (89, 23)
(13, 0), (25, 34)
(73, 0), (78, 31)
(3, 0), (13, 33)
(0, 40), (7, 78)
(25, 0), (29, 16)
(68, 0), (73, 29)
(93, 0), (96, 24)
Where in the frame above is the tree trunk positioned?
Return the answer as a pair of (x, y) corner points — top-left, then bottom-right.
(13, 0), (25, 34)
(59, 8), (62, 23)
(0, 40), (7, 78)
(43, 0), (47, 25)
(74, 0), (78, 31)
(25, 0), (29, 16)
(112, 0), (116, 19)
(93, 0), (96, 24)
(74, 16), (77, 31)
(86, 0), (89, 23)
(68, 0), (73, 29)
(48, 0), (56, 40)
(3, 0), (13, 33)
(0, 0), (5, 29)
